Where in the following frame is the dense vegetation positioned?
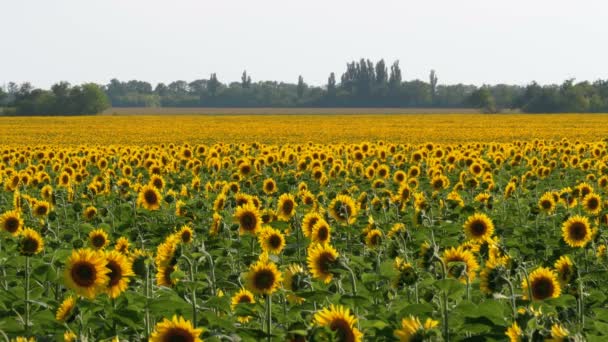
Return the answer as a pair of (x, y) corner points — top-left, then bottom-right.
(2, 58), (608, 115)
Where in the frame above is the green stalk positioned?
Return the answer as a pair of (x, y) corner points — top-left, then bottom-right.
(24, 255), (30, 335)
(266, 294), (272, 342)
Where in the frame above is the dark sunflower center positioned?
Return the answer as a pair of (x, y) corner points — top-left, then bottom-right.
(307, 218), (319, 232)
(253, 269), (276, 290)
(330, 318), (356, 342)
(265, 182), (274, 191)
(282, 200), (294, 215)
(21, 237), (39, 254)
(241, 212), (257, 231)
(153, 179), (163, 189)
(569, 222), (587, 240)
(587, 198), (599, 210)
(181, 231), (192, 243)
(92, 235), (106, 248)
(370, 234), (381, 245)
(36, 206), (48, 216)
(532, 277), (554, 300)
(71, 262), (96, 287)
(107, 260), (122, 286)
(144, 190), (158, 205)
(237, 295), (252, 304)
(4, 217), (20, 233)
(470, 220), (487, 236)
(268, 234), (282, 249)
(541, 200), (552, 209)
(163, 327), (196, 342)
(317, 226), (329, 241)
(316, 252), (335, 274)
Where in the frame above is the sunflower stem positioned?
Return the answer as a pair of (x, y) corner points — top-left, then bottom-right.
(24, 255), (30, 335)
(265, 294), (272, 342)
(501, 275), (517, 321)
(144, 262), (151, 338)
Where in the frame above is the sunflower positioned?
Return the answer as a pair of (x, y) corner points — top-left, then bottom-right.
(582, 193), (602, 215)
(364, 229), (383, 248)
(230, 288), (256, 323)
(155, 235), (180, 268)
(213, 194), (226, 211)
(258, 226), (286, 255)
(104, 250), (135, 298)
(283, 264), (307, 304)
(302, 212), (323, 238)
(177, 225), (194, 244)
(442, 246), (479, 283)
(262, 178), (277, 195)
(234, 203), (262, 235)
(538, 192), (556, 214)
(31, 200), (51, 217)
(277, 193), (297, 221)
(307, 243), (339, 284)
(19, 228), (44, 256)
(392, 257), (418, 289)
(314, 304), (363, 342)
(64, 249), (109, 299)
(245, 253), (282, 295)
(311, 220), (331, 244)
(114, 237), (130, 254)
(149, 174), (165, 191)
(83, 206), (97, 221)
(394, 316), (439, 342)
(149, 315), (203, 342)
(463, 213), (495, 242)
(0, 210), (23, 236)
(505, 322), (522, 342)
(137, 184), (161, 210)
(156, 265), (180, 287)
(64, 330), (77, 342)
(56, 296), (77, 322)
(89, 229), (109, 250)
(562, 215), (592, 248)
(329, 194), (358, 225)
(548, 323), (569, 341)
(522, 267), (561, 301)
(210, 213), (223, 236)
(479, 256), (508, 295)
(554, 255), (576, 285)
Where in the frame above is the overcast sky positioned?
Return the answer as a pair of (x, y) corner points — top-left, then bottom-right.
(2, 0), (606, 88)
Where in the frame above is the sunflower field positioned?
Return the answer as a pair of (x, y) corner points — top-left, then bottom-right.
(1, 114), (608, 341)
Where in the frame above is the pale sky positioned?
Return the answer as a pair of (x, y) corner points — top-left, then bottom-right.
(2, 0), (606, 88)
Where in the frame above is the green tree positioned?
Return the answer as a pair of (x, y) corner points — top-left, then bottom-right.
(241, 71), (252, 88)
(468, 87), (497, 113)
(429, 69), (438, 105)
(208, 73), (220, 97)
(297, 75), (306, 99)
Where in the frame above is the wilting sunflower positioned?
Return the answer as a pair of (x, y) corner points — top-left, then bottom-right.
(392, 257), (418, 289)
(314, 304), (363, 342)
(213, 194), (226, 212)
(114, 237), (130, 254)
(63, 331), (77, 342)
(156, 265), (180, 287)
(522, 267), (561, 301)
(149, 315), (203, 342)
(64, 249), (110, 299)
(548, 323), (569, 341)
(283, 264), (308, 304)
(479, 256), (508, 295)
(230, 288), (256, 323)
(234, 203), (262, 235)
(0, 210), (23, 236)
(245, 253), (282, 295)
(554, 255), (576, 285)
(505, 322), (522, 342)
(562, 215), (592, 248)
(19, 228), (44, 256)
(329, 194), (358, 225)
(463, 213), (495, 242)
(538, 192), (556, 214)
(302, 212), (323, 238)
(582, 193), (602, 215)
(104, 250), (135, 298)
(89, 229), (109, 250)
(364, 229), (383, 248)
(262, 178), (277, 195)
(277, 193), (297, 221)
(442, 246), (479, 283)
(155, 234), (180, 268)
(177, 225), (194, 244)
(32, 200), (51, 217)
(56, 296), (76, 322)
(137, 184), (162, 210)
(210, 212), (223, 236)
(311, 220), (331, 244)
(307, 243), (339, 284)
(394, 315), (439, 342)
(258, 226), (286, 254)
(83, 206), (97, 221)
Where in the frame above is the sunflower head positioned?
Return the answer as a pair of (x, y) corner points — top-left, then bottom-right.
(554, 255), (576, 285)
(505, 322), (522, 342)
(149, 315), (203, 342)
(394, 315), (439, 342)
(442, 246), (479, 283)
(314, 304), (363, 342)
(307, 243), (339, 284)
(392, 257), (418, 289)
(329, 195), (358, 225)
(311, 220), (331, 245)
(234, 203), (262, 235)
(364, 229), (383, 248)
(582, 193), (602, 215)
(245, 253), (283, 295)
(262, 178), (277, 195)
(562, 215), (592, 248)
(230, 288), (256, 323)
(104, 250), (135, 298)
(19, 228), (44, 256)
(89, 229), (109, 250)
(277, 193), (297, 221)
(177, 225), (194, 244)
(302, 212), (323, 238)
(522, 267), (561, 301)
(480, 256), (509, 295)
(463, 213), (495, 242)
(258, 226), (286, 255)
(283, 264), (309, 304)
(137, 184), (161, 210)
(64, 248), (110, 299)
(0, 210), (23, 236)
(56, 296), (77, 322)
(83, 206), (97, 221)
(114, 237), (130, 254)
(33, 200), (51, 217)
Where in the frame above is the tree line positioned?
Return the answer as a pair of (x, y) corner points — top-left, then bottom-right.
(2, 58), (608, 115)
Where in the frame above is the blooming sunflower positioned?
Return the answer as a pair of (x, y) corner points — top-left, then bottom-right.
(0, 210), (23, 236)
(234, 203), (262, 235)
(283, 264), (307, 304)
(548, 323), (569, 341)
(19, 228), (44, 256)
(582, 193), (602, 215)
(505, 322), (522, 342)
(104, 250), (135, 298)
(314, 304), (363, 342)
(258, 226), (286, 255)
(554, 255), (576, 285)
(137, 184), (161, 210)
(114, 237), (130, 254)
(63, 330), (77, 342)
(213, 194), (226, 211)
(277, 193), (297, 221)
(64, 249), (110, 299)
(463, 213), (495, 242)
(262, 178), (277, 195)
(522, 267), (561, 301)
(329, 194), (358, 225)
(32, 200), (51, 217)
(89, 229), (109, 250)
(392, 257), (418, 289)
(311, 220), (331, 245)
(156, 265), (180, 287)
(538, 192), (556, 214)
(364, 229), (383, 248)
(149, 315), (203, 342)
(210, 213), (223, 236)
(56, 296), (77, 322)
(307, 243), (339, 284)
(83, 206), (97, 221)
(479, 256), (508, 295)
(302, 212), (323, 238)
(177, 225), (194, 244)
(394, 315), (439, 342)
(230, 288), (256, 323)
(562, 215), (592, 248)
(245, 253), (282, 295)
(442, 246), (479, 283)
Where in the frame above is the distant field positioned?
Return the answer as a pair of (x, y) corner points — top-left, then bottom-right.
(102, 107), (483, 115)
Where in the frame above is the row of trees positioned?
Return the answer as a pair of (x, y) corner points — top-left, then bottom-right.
(3, 58), (608, 114)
